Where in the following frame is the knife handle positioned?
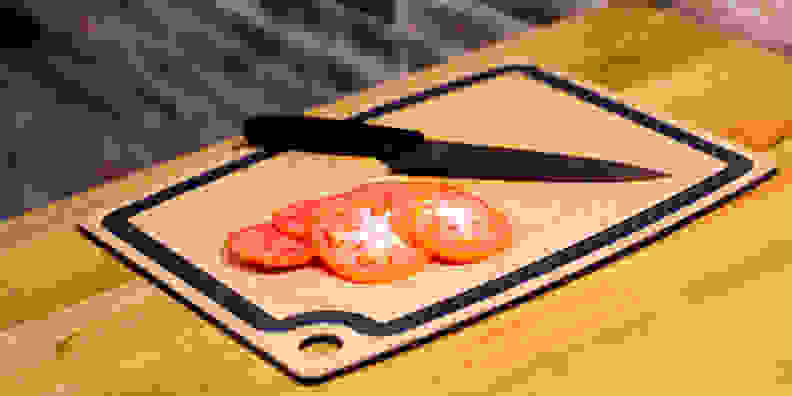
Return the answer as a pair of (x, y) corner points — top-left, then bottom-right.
(243, 115), (425, 159)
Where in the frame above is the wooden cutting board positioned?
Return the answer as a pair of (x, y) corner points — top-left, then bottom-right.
(79, 65), (777, 384)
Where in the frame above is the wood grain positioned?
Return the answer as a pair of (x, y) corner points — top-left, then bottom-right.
(3, 141), (789, 396)
(0, 9), (750, 329)
(1, 7), (791, 393)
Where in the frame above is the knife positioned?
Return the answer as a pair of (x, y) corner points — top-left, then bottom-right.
(243, 115), (670, 182)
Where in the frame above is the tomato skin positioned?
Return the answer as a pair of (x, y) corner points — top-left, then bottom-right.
(225, 223), (315, 269)
(391, 189), (513, 264)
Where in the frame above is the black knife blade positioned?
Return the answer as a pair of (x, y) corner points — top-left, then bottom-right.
(243, 115), (670, 182)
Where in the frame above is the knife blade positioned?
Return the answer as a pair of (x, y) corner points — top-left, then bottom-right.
(243, 115), (670, 182)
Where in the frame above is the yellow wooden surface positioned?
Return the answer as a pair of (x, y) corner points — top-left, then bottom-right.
(0, 139), (247, 329)
(4, 7), (792, 330)
(2, 8), (792, 394)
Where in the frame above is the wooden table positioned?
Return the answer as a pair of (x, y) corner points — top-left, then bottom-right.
(3, 8), (792, 394)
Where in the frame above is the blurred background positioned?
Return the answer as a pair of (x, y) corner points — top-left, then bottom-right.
(1, 0), (787, 221)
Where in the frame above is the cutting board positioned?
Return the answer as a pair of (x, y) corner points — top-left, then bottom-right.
(79, 65), (777, 384)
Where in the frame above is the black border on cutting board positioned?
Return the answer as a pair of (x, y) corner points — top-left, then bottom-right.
(87, 64), (777, 384)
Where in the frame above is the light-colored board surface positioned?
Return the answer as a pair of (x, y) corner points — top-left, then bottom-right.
(79, 66), (775, 380)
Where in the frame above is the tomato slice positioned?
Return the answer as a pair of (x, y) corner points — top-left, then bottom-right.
(271, 198), (322, 239)
(225, 223), (315, 269)
(350, 181), (461, 214)
(271, 183), (456, 240)
(391, 189), (513, 264)
(271, 191), (351, 240)
(311, 189), (430, 284)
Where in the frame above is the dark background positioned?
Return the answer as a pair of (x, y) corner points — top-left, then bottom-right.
(1, 1), (673, 221)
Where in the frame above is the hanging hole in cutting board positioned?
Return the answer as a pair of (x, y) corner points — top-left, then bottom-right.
(298, 334), (344, 355)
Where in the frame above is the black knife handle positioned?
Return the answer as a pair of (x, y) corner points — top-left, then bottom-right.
(243, 115), (425, 159)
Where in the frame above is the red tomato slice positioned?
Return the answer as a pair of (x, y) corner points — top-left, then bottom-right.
(271, 198), (322, 239)
(271, 183), (456, 240)
(349, 181), (461, 215)
(311, 188), (430, 284)
(225, 223), (315, 269)
(391, 189), (513, 264)
(271, 191), (351, 240)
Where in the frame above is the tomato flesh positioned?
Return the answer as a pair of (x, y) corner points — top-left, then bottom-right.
(312, 193), (430, 284)
(392, 189), (512, 264)
(227, 182), (511, 282)
(225, 223), (315, 269)
(271, 199), (321, 239)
